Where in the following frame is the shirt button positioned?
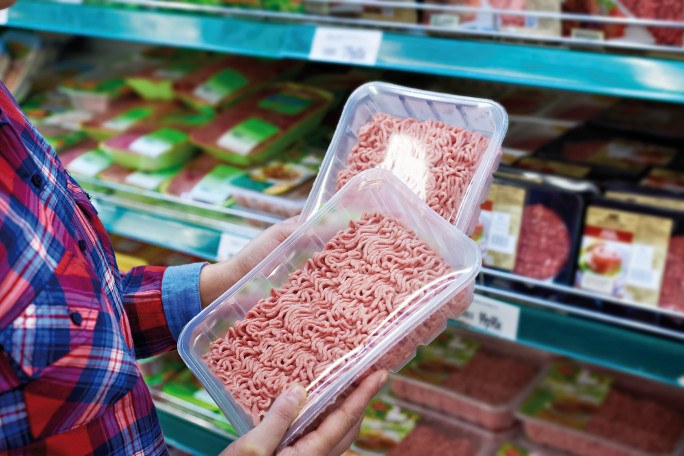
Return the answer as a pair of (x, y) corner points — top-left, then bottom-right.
(31, 173), (43, 189)
(78, 240), (87, 251)
(70, 312), (83, 326)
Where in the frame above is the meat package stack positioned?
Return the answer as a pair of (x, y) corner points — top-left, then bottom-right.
(178, 82), (508, 445)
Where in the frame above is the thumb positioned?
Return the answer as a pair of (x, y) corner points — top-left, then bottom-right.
(223, 385), (307, 456)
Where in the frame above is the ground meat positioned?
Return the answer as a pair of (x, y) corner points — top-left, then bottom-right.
(514, 204), (570, 280)
(337, 113), (489, 225)
(620, 0), (683, 46)
(387, 424), (476, 456)
(660, 236), (684, 313)
(391, 350), (537, 430)
(204, 213), (456, 424)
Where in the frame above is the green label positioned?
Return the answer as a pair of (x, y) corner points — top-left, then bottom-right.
(67, 150), (113, 177)
(161, 109), (215, 128)
(193, 69), (248, 105)
(519, 360), (613, 430)
(217, 117), (280, 156)
(496, 443), (530, 456)
(102, 107), (154, 132)
(354, 398), (421, 454)
(129, 128), (188, 158)
(258, 92), (313, 115)
(189, 164), (242, 204)
(400, 332), (480, 385)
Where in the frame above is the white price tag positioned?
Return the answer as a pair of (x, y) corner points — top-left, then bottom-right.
(309, 27), (383, 66)
(0, 9), (9, 25)
(129, 136), (170, 158)
(458, 295), (520, 340)
(216, 232), (252, 261)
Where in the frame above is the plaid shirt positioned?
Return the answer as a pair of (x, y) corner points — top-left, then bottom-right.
(0, 82), (205, 455)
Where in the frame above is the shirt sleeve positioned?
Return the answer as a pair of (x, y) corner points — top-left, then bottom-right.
(121, 262), (206, 359)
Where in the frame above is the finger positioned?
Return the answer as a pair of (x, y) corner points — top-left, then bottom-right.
(297, 370), (388, 454)
(327, 416), (363, 456)
(226, 384), (307, 456)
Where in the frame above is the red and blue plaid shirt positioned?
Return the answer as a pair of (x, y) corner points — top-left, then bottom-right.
(0, 82), (205, 455)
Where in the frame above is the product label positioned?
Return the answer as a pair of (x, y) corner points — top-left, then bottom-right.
(193, 69), (248, 105)
(67, 149), (113, 177)
(102, 106), (154, 132)
(458, 294), (521, 341)
(605, 191), (684, 212)
(124, 168), (179, 190)
(516, 157), (591, 179)
(189, 164), (242, 205)
(309, 27), (383, 66)
(575, 206), (672, 305)
(430, 13), (461, 28)
(400, 331), (480, 385)
(477, 183), (526, 270)
(571, 28), (605, 41)
(217, 117), (280, 156)
(564, 139), (676, 172)
(353, 398), (420, 454)
(129, 128), (188, 158)
(258, 92), (313, 115)
(231, 152), (320, 195)
(519, 360), (613, 430)
(641, 168), (684, 192)
(496, 443), (530, 456)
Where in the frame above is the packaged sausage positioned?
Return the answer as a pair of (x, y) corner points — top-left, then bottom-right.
(518, 360), (684, 456)
(536, 127), (679, 180)
(591, 99), (684, 142)
(390, 327), (546, 431)
(178, 168), (480, 447)
(102, 124), (198, 172)
(301, 82), (508, 235)
(190, 83), (333, 167)
(575, 200), (673, 307)
(59, 139), (114, 178)
(82, 101), (176, 140)
(640, 168), (684, 193)
(174, 56), (297, 110)
(475, 176), (585, 284)
(160, 153), (238, 207)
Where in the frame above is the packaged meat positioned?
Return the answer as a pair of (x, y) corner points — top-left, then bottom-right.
(35, 124), (87, 155)
(60, 63), (143, 113)
(476, 176), (585, 284)
(301, 82), (507, 235)
(82, 101), (176, 140)
(640, 168), (684, 192)
(174, 56), (296, 110)
(604, 183), (684, 213)
(228, 148), (322, 217)
(155, 105), (216, 129)
(352, 397), (422, 454)
(98, 163), (182, 191)
(102, 125), (198, 172)
(126, 60), (205, 101)
(390, 327), (545, 431)
(591, 99), (684, 142)
(190, 83), (333, 167)
(2, 31), (45, 102)
(361, 0), (417, 24)
(178, 168), (480, 446)
(491, 0), (562, 37)
(504, 122), (570, 155)
(575, 199), (674, 307)
(536, 127), (678, 180)
(59, 139), (114, 178)
(160, 153), (238, 206)
(514, 156), (592, 179)
(518, 360), (684, 456)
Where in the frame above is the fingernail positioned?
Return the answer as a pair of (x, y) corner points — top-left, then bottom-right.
(286, 384), (307, 407)
(378, 371), (389, 388)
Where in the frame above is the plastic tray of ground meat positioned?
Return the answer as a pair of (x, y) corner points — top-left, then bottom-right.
(517, 361), (684, 456)
(178, 168), (481, 447)
(300, 82), (508, 235)
(390, 327), (548, 431)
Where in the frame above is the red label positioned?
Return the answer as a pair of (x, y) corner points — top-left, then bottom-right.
(584, 225), (633, 243)
(481, 200), (493, 211)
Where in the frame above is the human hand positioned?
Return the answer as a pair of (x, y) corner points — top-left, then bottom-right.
(199, 217), (300, 307)
(220, 370), (388, 456)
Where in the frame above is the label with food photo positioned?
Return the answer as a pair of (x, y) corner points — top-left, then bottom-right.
(399, 332), (480, 385)
(352, 398), (421, 455)
(576, 206), (672, 306)
(230, 151), (321, 195)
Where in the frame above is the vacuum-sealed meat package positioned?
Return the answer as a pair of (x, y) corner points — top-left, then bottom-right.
(178, 169), (480, 447)
(82, 100), (175, 140)
(301, 82), (507, 234)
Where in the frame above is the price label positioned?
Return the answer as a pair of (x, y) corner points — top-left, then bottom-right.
(0, 9), (9, 25)
(458, 295), (520, 340)
(216, 232), (252, 261)
(309, 27), (383, 66)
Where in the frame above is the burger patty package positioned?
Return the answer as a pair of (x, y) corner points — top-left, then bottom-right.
(574, 197), (684, 311)
(173, 56), (300, 110)
(473, 174), (586, 284)
(348, 396), (515, 456)
(390, 327), (546, 431)
(82, 101), (176, 140)
(591, 99), (684, 143)
(301, 82), (508, 234)
(190, 83), (333, 167)
(178, 168), (481, 446)
(535, 126), (679, 181)
(517, 360), (684, 456)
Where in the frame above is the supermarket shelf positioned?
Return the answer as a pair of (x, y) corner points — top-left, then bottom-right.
(156, 401), (234, 456)
(6, 1), (684, 103)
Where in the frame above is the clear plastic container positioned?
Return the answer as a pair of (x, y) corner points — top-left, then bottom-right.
(390, 327), (547, 431)
(178, 168), (481, 447)
(300, 82), (508, 234)
(517, 361), (684, 456)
